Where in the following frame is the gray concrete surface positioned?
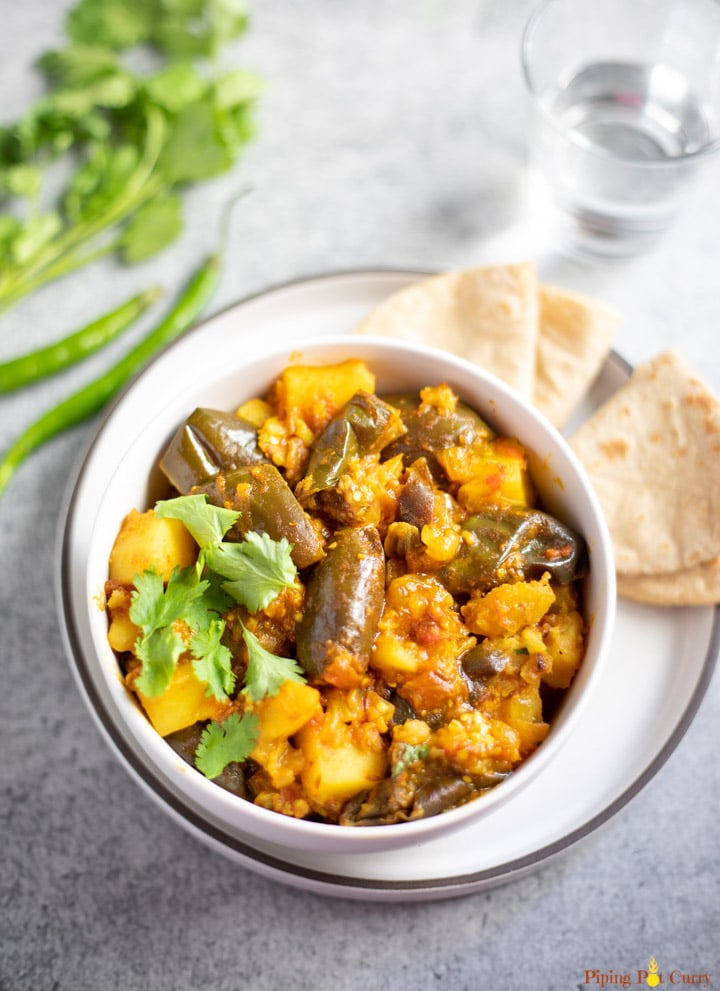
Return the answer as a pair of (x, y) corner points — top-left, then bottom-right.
(1, 2), (718, 989)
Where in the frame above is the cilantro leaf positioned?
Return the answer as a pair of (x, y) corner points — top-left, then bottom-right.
(143, 62), (208, 114)
(120, 193), (183, 264)
(214, 68), (265, 109)
(391, 743), (430, 778)
(134, 625), (185, 697)
(36, 45), (120, 88)
(181, 569), (233, 630)
(205, 531), (297, 612)
(129, 565), (208, 634)
(241, 624), (305, 703)
(9, 212), (63, 266)
(63, 141), (140, 223)
(152, 0), (249, 59)
(190, 619), (235, 701)
(66, 0), (155, 49)
(155, 494), (238, 549)
(129, 564), (213, 696)
(0, 163), (42, 200)
(195, 712), (259, 779)
(159, 102), (235, 183)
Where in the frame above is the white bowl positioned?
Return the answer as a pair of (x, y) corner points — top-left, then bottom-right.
(58, 330), (615, 856)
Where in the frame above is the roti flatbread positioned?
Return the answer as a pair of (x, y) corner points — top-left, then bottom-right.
(353, 262), (539, 398)
(617, 558), (720, 606)
(570, 351), (720, 577)
(534, 284), (619, 428)
(353, 263), (616, 425)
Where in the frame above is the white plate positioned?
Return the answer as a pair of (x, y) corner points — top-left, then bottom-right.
(59, 270), (719, 902)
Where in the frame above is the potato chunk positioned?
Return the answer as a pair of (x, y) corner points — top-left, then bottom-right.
(133, 660), (230, 737)
(297, 689), (390, 816)
(253, 679), (322, 743)
(439, 437), (534, 508)
(275, 359), (375, 433)
(540, 606), (585, 689)
(249, 681), (322, 789)
(461, 573), (555, 638)
(106, 586), (141, 653)
(371, 574), (472, 714)
(109, 509), (196, 585)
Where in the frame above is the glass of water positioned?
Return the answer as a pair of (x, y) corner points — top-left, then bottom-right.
(521, 0), (720, 257)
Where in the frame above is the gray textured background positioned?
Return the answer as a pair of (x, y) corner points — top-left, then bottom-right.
(1, 2), (719, 989)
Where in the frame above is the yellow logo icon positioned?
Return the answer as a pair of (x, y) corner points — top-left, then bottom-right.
(646, 958), (660, 987)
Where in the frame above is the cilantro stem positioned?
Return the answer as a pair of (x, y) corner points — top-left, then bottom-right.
(0, 106), (166, 315)
(0, 236), (123, 308)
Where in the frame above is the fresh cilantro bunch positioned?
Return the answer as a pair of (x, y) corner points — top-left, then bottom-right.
(128, 494), (306, 779)
(0, 0), (262, 313)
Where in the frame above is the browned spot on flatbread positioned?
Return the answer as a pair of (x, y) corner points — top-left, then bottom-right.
(685, 391), (714, 412)
(597, 437), (629, 461)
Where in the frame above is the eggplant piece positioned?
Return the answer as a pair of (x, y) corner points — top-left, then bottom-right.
(339, 759), (505, 826)
(411, 774), (476, 819)
(380, 392), (494, 477)
(397, 457), (435, 529)
(460, 641), (511, 682)
(295, 391), (402, 504)
(165, 722), (249, 798)
(160, 407), (265, 493)
(196, 463), (324, 569)
(438, 506), (588, 595)
(296, 525), (385, 686)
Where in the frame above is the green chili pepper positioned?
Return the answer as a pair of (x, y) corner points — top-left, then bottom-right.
(159, 406), (265, 494)
(0, 254), (221, 496)
(0, 286), (163, 394)
(295, 391), (402, 505)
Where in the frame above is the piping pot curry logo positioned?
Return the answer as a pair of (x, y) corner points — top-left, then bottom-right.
(646, 959), (661, 988)
(583, 958), (713, 988)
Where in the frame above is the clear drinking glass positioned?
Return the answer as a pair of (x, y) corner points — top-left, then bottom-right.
(521, 0), (720, 257)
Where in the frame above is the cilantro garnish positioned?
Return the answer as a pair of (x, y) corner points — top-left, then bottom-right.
(155, 494), (238, 549)
(241, 625), (306, 703)
(128, 494), (303, 720)
(190, 619), (235, 701)
(391, 743), (430, 778)
(130, 564), (212, 697)
(205, 531), (297, 612)
(135, 626), (185, 697)
(0, 0), (261, 313)
(194, 712), (259, 780)
(130, 564), (209, 633)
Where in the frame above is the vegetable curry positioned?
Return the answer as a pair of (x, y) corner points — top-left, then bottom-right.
(105, 358), (588, 826)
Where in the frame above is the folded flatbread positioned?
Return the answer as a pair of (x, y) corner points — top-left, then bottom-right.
(534, 284), (619, 428)
(353, 262), (539, 399)
(570, 351), (720, 579)
(353, 263), (617, 427)
(617, 558), (720, 606)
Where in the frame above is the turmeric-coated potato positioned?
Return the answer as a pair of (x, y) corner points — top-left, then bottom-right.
(134, 660), (230, 738)
(109, 509), (196, 585)
(461, 573), (556, 638)
(274, 359), (376, 433)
